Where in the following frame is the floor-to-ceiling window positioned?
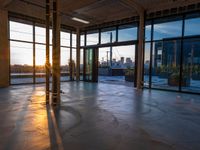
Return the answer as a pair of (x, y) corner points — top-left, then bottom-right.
(144, 12), (200, 94)
(83, 23), (138, 85)
(10, 21), (34, 84)
(181, 14), (200, 93)
(10, 19), (76, 85)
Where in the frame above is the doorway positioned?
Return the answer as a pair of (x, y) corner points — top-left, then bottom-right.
(98, 45), (136, 86)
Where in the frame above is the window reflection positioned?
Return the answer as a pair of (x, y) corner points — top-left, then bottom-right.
(184, 18), (200, 36)
(153, 21), (182, 40)
(151, 40), (181, 90)
(182, 38), (200, 93)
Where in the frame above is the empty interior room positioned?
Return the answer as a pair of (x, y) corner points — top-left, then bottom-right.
(0, 0), (200, 150)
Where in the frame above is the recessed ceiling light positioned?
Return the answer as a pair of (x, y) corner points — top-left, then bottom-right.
(72, 17), (90, 24)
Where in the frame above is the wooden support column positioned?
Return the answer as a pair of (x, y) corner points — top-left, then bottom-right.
(0, 10), (9, 87)
(52, 0), (61, 105)
(45, 0), (50, 103)
(76, 28), (80, 81)
(136, 11), (145, 89)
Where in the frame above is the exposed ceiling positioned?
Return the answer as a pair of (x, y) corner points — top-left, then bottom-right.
(0, 0), (199, 29)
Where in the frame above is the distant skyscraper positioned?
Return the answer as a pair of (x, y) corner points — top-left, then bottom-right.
(126, 58), (132, 64)
(121, 57), (124, 64)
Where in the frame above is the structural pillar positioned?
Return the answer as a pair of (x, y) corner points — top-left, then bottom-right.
(45, 0), (50, 104)
(76, 28), (80, 81)
(0, 10), (9, 87)
(52, 0), (61, 105)
(136, 11), (145, 89)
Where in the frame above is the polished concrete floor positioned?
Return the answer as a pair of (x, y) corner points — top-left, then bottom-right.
(0, 82), (200, 150)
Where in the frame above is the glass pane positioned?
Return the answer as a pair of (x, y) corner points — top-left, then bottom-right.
(86, 31), (99, 45)
(72, 33), (77, 48)
(99, 47), (110, 68)
(35, 44), (46, 83)
(10, 21), (33, 42)
(81, 34), (85, 46)
(72, 48), (77, 80)
(80, 49), (84, 80)
(184, 17), (200, 36)
(61, 31), (70, 46)
(118, 24), (137, 41)
(145, 25), (151, 41)
(153, 20), (182, 40)
(101, 27), (116, 44)
(10, 41), (33, 84)
(151, 40), (181, 90)
(50, 29), (52, 45)
(60, 47), (70, 81)
(85, 49), (93, 81)
(182, 38), (200, 93)
(35, 26), (45, 44)
(144, 43), (151, 87)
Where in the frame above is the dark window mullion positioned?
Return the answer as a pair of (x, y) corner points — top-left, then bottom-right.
(179, 16), (185, 91)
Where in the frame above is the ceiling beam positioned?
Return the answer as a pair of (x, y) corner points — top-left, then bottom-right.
(119, 0), (144, 15)
(3, 0), (15, 8)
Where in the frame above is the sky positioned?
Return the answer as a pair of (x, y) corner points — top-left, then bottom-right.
(10, 17), (200, 66)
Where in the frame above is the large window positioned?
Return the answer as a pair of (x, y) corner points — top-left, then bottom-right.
(10, 20), (76, 84)
(144, 14), (200, 93)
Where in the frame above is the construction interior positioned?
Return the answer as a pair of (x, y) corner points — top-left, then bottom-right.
(0, 0), (200, 149)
